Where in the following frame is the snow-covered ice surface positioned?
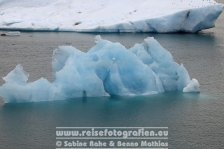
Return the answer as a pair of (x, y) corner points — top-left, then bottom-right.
(0, 36), (200, 103)
(0, 0), (223, 32)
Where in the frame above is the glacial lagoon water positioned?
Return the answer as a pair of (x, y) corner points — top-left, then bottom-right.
(0, 7), (224, 149)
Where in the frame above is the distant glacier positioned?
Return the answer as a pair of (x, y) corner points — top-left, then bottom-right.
(0, 0), (223, 32)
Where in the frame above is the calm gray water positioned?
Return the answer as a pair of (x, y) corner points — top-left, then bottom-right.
(0, 3), (224, 149)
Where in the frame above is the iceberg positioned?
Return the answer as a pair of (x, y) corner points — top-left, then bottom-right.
(0, 36), (200, 103)
(0, 0), (223, 32)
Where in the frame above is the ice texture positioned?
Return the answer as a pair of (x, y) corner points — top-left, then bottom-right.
(0, 36), (200, 103)
(0, 0), (223, 33)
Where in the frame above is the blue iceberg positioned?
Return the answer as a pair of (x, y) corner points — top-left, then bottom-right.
(0, 36), (200, 103)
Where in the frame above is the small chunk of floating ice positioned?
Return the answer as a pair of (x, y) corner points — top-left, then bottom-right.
(1, 31), (21, 36)
(183, 78), (200, 93)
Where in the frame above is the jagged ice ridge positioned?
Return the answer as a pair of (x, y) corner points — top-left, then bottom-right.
(0, 36), (200, 103)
